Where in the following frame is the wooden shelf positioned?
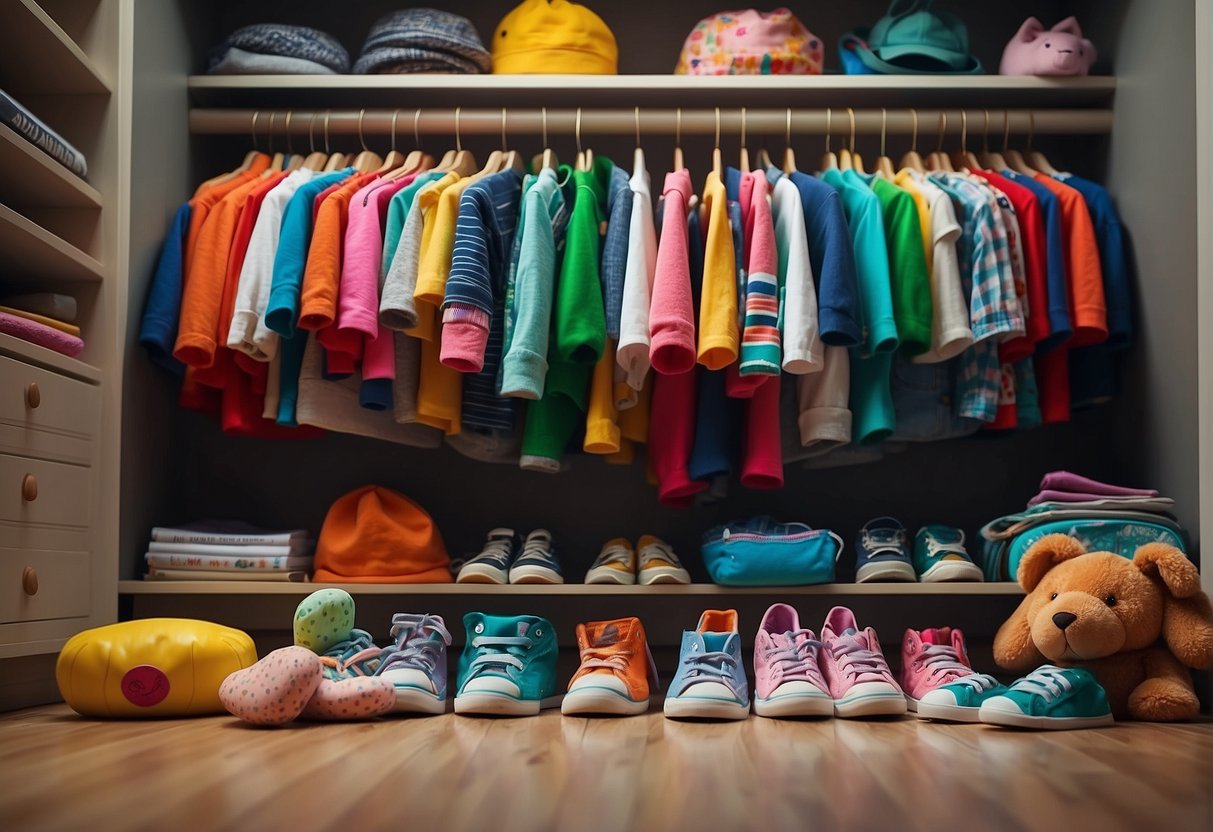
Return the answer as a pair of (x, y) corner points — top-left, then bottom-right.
(119, 580), (1022, 597)
(187, 74), (1117, 108)
(0, 0), (111, 96)
(0, 202), (105, 284)
(0, 331), (99, 383)
(0, 122), (101, 210)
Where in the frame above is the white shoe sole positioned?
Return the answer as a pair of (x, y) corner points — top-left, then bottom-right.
(978, 708), (1114, 730)
(456, 564), (509, 584)
(584, 567), (636, 585)
(664, 696), (749, 721)
(454, 691), (563, 716)
(639, 567), (691, 585)
(753, 692), (834, 718)
(915, 699), (982, 723)
(509, 565), (564, 584)
(834, 692), (909, 718)
(856, 561), (916, 583)
(392, 687), (447, 715)
(561, 688), (649, 716)
(919, 560), (984, 582)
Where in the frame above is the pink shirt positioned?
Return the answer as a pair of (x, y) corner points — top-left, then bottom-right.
(648, 170), (696, 375)
(356, 176), (414, 383)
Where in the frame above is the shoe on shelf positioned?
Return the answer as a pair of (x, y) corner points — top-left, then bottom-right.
(819, 606), (907, 718)
(900, 626), (978, 711)
(917, 674), (1009, 723)
(509, 529), (564, 584)
(855, 517), (915, 583)
(664, 609), (749, 721)
(753, 603), (833, 718)
(454, 613), (560, 716)
(637, 535), (691, 585)
(562, 617), (659, 716)
(375, 613), (452, 715)
(978, 666), (1114, 730)
(456, 528), (519, 584)
(913, 526), (984, 583)
(585, 538), (637, 585)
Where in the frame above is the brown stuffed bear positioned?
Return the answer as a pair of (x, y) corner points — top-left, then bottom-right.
(993, 533), (1213, 721)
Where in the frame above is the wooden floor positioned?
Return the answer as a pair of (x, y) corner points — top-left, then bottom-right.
(2, 704), (1211, 832)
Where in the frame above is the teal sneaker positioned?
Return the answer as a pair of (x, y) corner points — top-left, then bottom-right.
(979, 666), (1114, 729)
(917, 673), (1009, 722)
(317, 629), (383, 680)
(913, 526), (984, 583)
(455, 613), (560, 716)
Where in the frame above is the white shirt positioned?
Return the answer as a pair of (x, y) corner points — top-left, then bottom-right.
(616, 149), (657, 392)
(771, 177), (823, 374)
(912, 172), (975, 363)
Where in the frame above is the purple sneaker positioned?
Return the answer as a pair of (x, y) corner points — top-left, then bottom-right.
(819, 606), (907, 718)
(753, 603), (832, 718)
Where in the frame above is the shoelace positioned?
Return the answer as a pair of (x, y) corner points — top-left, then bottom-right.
(763, 630), (824, 682)
(683, 651), (740, 695)
(949, 673), (1003, 692)
(470, 534), (515, 566)
(375, 614), (452, 676)
(592, 543), (633, 568)
(830, 635), (892, 683)
(319, 629), (381, 677)
(639, 539), (683, 568)
(1011, 666), (1073, 703)
(917, 643), (973, 682)
(466, 636), (533, 679)
(581, 648), (633, 676)
(862, 528), (906, 552)
(519, 531), (556, 563)
(924, 535), (965, 558)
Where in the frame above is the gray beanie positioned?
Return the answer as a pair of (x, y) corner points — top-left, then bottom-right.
(354, 9), (490, 74)
(208, 24), (351, 74)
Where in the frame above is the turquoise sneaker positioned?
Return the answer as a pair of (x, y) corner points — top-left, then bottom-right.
(917, 673), (1009, 722)
(913, 526), (983, 582)
(454, 613), (560, 716)
(979, 666), (1114, 729)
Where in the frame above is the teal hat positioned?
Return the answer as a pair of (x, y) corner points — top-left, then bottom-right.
(841, 0), (983, 75)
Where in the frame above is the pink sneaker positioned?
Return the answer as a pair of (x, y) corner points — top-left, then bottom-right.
(819, 606), (906, 718)
(900, 627), (976, 712)
(752, 603), (832, 718)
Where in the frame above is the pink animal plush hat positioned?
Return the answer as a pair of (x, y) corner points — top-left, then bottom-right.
(1000, 17), (1095, 76)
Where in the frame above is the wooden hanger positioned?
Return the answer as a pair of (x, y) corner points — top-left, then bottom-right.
(350, 110), (385, 174)
(632, 107), (647, 176)
(320, 112), (347, 171)
(370, 110), (405, 175)
(299, 112), (328, 171)
(1025, 113), (1061, 175)
(501, 108), (523, 173)
(673, 108), (684, 172)
(876, 108), (896, 178)
(848, 108), (866, 173)
(782, 109), (798, 174)
(820, 108), (838, 171)
(951, 110), (981, 172)
(927, 112), (954, 172)
(1005, 111), (1039, 175)
(473, 108), (508, 179)
(445, 108), (477, 176)
(837, 108), (853, 171)
(711, 108), (723, 179)
(739, 107), (750, 173)
(900, 109), (926, 173)
(979, 110), (1009, 172)
(575, 108), (593, 173)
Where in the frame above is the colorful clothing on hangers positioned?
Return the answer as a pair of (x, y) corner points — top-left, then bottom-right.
(737, 170), (781, 377)
(770, 174), (822, 374)
(616, 151), (657, 393)
(697, 170), (739, 370)
(787, 171), (862, 347)
(648, 169), (696, 375)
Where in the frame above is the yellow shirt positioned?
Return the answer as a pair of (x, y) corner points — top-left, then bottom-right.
(584, 339), (621, 454)
(893, 169), (934, 272)
(407, 173), (461, 343)
(697, 170), (739, 370)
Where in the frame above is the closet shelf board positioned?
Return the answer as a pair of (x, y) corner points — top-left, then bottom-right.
(0, 203), (105, 283)
(0, 122), (102, 209)
(0, 331), (100, 382)
(118, 581), (1023, 597)
(187, 74), (1117, 108)
(0, 0), (111, 96)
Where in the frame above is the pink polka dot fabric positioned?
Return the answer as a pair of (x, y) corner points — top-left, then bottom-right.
(219, 646), (322, 726)
(300, 677), (396, 721)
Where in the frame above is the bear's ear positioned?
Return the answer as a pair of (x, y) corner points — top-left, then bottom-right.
(1051, 16), (1084, 37)
(1134, 543), (1201, 598)
(1014, 17), (1045, 42)
(1017, 533), (1087, 592)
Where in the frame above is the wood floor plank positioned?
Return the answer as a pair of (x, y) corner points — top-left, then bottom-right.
(1, 705), (1210, 832)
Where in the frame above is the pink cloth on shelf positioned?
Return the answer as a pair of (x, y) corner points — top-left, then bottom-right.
(0, 312), (83, 357)
(741, 373), (783, 489)
(1036, 470), (1159, 498)
(649, 170), (696, 375)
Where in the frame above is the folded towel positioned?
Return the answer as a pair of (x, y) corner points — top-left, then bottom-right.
(0, 305), (80, 336)
(0, 311), (84, 357)
(1036, 471), (1159, 498)
(1, 292), (76, 322)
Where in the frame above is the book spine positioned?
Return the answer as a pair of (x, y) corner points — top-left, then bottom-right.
(149, 528), (302, 546)
(0, 91), (87, 178)
(147, 542), (308, 557)
(144, 553), (311, 572)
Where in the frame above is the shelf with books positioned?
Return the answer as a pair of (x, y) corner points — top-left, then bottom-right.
(0, 0), (111, 96)
(0, 203), (105, 284)
(0, 121), (100, 210)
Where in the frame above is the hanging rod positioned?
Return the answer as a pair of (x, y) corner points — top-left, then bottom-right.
(189, 108), (1112, 138)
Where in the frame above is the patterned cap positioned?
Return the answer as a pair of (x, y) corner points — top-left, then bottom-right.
(209, 24), (351, 74)
(355, 8), (490, 74)
(675, 9), (823, 76)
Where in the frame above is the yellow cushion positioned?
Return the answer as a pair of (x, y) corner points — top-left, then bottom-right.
(56, 619), (257, 717)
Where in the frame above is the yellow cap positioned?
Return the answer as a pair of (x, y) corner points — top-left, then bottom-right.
(491, 0), (618, 74)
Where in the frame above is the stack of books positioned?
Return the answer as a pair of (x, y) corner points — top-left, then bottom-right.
(143, 522), (315, 582)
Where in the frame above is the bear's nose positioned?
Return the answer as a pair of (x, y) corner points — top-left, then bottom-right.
(1052, 612), (1078, 630)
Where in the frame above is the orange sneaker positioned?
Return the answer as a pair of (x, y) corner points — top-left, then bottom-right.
(637, 535), (691, 584)
(561, 617), (658, 716)
(585, 538), (637, 584)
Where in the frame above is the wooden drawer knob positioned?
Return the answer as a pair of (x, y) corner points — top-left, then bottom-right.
(21, 474), (37, 502)
(22, 566), (38, 596)
(26, 382), (40, 409)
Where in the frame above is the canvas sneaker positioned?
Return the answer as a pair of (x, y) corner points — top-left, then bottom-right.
(978, 665), (1114, 729)
(917, 674), (1009, 722)
(637, 535), (692, 585)
(454, 613), (560, 716)
(819, 606), (907, 717)
(900, 626), (977, 711)
(585, 538), (637, 584)
(509, 529), (564, 584)
(664, 609), (749, 720)
(374, 613), (452, 715)
(752, 603), (832, 718)
(456, 528), (519, 584)
(855, 517), (915, 582)
(562, 617), (659, 716)
(317, 628), (383, 680)
(914, 526), (984, 582)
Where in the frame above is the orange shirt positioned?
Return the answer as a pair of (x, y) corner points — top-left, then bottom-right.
(184, 155), (271, 284)
(1032, 175), (1107, 347)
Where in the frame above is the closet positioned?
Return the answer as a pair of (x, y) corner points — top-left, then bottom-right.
(0, 0), (1208, 709)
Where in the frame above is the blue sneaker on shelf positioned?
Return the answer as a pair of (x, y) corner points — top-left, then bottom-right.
(664, 609), (750, 721)
(375, 613), (452, 715)
(914, 525), (984, 583)
(456, 528), (519, 584)
(508, 529), (564, 584)
(855, 517), (915, 583)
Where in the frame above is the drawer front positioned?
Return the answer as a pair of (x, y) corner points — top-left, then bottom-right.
(0, 354), (98, 465)
(0, 547), (91, 623)
(0, 454), (92, 532)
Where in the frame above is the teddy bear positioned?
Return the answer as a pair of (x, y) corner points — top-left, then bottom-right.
(1000, 17), (1096, 76)
(993, 533), (1213, 721)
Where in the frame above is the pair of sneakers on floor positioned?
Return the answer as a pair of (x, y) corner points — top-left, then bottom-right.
(456, 528), (563, 585)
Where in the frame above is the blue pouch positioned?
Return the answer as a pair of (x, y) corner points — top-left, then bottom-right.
(1001, 518), (1189, 582)
(701, 517), (843, 587)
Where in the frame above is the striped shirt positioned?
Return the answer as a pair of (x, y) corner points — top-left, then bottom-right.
(738, 171), (781, 375)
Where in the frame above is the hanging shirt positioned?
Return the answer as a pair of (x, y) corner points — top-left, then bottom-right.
(140, 203), (193, 376)
(1054, 174), (1131, 349)
(892, 170), (934, 271)
(379, 172), (459, 334)
(648, 169), (696, 374)
(602, 164), (633, 342)
(414, 174), (476, 341)
(616, 151), (657, 392)
(770, 175), (823, 374)
(738, 170), (781, 377)
(788, 172), (862, 347)
(555, 156), (611, 367)
(183, 155), (271, 281)
(1001, 169), (1072, 351)
(1031, 174), (1107, 347)
(697, 169), (740, 370)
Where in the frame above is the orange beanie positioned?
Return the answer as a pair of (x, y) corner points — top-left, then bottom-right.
(313, 485), (451, 583)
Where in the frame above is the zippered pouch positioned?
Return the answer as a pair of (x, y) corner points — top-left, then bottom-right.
(701, 517), (843, 586)
(1002, 518), (1189, 582)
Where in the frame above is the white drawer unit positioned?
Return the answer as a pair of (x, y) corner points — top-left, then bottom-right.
(0, 354), (99, 467)
(0, 547), (91, 624)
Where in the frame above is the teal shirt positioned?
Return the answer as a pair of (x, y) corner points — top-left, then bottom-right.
(381, 170), (445, 277)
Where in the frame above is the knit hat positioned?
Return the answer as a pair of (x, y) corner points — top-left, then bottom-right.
(312, 485), (451, 583)
(354, 9), (490, 75)
(675, 9), (823, 76)
(839, 0), (983, 75)
(207, 24), (351, 74)
(492, 0), (617, 75)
